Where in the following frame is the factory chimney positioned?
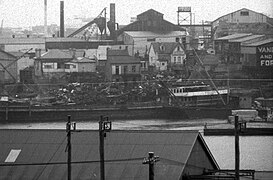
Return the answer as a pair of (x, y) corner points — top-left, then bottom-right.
(60, 1), (64, 37)
(109, 3), (116, 40)
(44, 0), (48, 37)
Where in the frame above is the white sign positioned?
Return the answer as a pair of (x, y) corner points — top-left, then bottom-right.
(0, 96), (8, 102)
(178, 7), (191, 12)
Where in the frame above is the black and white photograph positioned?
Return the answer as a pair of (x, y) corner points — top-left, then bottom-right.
(0, 0), (273, 179)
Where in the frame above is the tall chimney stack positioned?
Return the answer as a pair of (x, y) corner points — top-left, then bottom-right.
(60, 1), (64, 37)
(44, 0), (48, 37)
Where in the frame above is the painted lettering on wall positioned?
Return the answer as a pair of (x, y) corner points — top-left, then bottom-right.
(257, 46), (273, 67)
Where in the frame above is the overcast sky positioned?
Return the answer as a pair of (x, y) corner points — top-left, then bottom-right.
(0, 0), (272, 28)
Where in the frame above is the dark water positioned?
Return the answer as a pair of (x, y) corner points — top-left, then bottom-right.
(1, 119), (272, 171)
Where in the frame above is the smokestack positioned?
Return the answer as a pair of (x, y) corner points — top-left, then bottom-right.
(110, 3), (116, 28)
(44, 0), (47, 37)
(109, 3), (116, 40)
(60, 1), (64, 37)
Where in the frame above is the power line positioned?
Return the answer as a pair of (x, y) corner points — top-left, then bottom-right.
(34, 134), (67, 180)
(0, 157), (145, 167)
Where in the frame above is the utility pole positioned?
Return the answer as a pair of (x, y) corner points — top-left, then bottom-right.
(66, 115), (77, 180)
(234, 115), (240, 180)
(99, 115), (112, 180)
(143, 152), (160, 180)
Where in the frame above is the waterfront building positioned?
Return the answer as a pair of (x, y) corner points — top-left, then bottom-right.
(212, 8), (273, 39)
(105, 49), (141, 82)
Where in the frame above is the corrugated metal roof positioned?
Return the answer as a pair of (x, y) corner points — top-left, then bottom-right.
(108, 56), (141, 64)
(124, 31), (185, 38)
(242, 38), (273, 47)
(215, 33), (252, 40)
(0, 37), (45, 44)
(39, 49), (73, 60)
(229, 35), (265, 42)
(0, 129), (218, 180)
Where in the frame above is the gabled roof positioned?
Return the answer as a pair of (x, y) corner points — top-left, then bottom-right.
(39, 49), (73, 60)
(212, 8), (271, 24)
(151, 42), (182, 54)
(0, 129), (218, 180)
(137, 9), (164, 18)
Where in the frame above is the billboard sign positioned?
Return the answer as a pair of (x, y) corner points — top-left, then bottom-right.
(178, 7), (191, 12)
(257, 45), (273, 67)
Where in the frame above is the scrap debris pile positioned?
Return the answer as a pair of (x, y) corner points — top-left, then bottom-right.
(8, 80), (170, 106)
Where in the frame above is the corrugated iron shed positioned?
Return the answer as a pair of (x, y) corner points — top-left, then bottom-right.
(0, 129), (219, 180)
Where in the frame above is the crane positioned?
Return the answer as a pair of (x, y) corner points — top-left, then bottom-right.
(67, 8), (107, 38)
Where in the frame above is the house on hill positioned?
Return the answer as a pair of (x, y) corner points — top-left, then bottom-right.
(0, 129), (219, 180)
(34, 49), (97, 83)
(105, 49), (141, 82)
(148, 42), (186, 72)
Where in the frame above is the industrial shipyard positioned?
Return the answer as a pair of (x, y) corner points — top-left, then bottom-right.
(0, 1), (273, 179)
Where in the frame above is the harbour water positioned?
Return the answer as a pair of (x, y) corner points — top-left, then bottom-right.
(0, 118), (272, 172)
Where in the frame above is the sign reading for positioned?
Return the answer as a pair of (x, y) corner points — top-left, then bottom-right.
(257, 46), (273, 67)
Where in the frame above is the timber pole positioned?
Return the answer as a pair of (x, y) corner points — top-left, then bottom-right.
(235, 115), (240, 180)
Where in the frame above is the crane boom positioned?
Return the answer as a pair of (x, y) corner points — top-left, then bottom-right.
(67, 8), (106, 38)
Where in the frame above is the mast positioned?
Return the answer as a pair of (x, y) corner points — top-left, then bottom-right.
(193, 49), (226, 106)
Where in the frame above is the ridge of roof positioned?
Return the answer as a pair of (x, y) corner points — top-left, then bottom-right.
(212, 8), (270, 23)
(137, 9), (164, 17)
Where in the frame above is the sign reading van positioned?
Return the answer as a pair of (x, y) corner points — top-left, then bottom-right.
(257, 46), (273, 67)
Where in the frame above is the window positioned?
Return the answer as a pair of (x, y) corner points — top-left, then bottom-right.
(65, 64), (70, 69)
(141, 62), (146, 68)
(44, 63), (53, 69)
(124, 65), (128, 74)
(132, 65), (136, 72)
(57, 63), (61, 69)
(160, 45), (165, 51)
(175, 37), (180, 42)
(178, 56), (181, 64)
(147, 38), (156, 42)
(240, 11), (249, 16)
(174, 57), (177, 64)
(115, 66), (120, 75)
(162, 62), (165, 66)
(177, 46), (180, 51)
